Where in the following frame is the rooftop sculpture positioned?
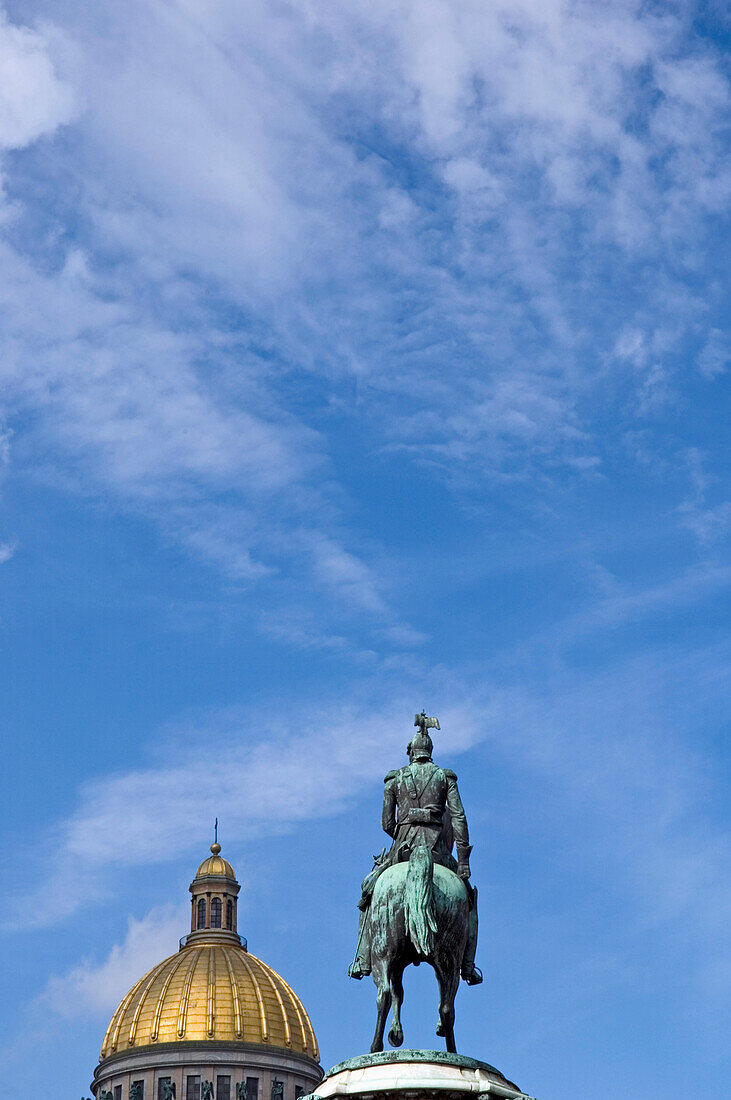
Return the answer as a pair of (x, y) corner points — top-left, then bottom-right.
(349, 712), (481, 1053)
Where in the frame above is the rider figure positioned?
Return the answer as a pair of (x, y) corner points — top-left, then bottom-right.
(348, 714), (482, 985)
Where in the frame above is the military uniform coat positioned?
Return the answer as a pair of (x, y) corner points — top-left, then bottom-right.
(381, 760), (469, 872)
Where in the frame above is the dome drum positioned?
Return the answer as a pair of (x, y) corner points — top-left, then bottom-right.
(93, 1042), (321, 1100)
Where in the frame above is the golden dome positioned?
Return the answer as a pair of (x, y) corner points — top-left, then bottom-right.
(100, 941), (319, 1061)
(195, 842), (236, 879)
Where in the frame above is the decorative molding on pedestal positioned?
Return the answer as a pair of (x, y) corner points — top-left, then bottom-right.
(303, 1050), (534, 1100)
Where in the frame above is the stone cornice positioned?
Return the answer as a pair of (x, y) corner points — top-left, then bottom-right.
(93, 1040), (323, 1082)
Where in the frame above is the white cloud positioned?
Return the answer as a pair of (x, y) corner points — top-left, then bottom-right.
(307, 533), (388, 616)
(0, 0), (726, 642)
(697, 329), (729, 380)
(258, 608), (349, 652)
(41, 904), (187, 1018)
(492, 651), (731, 961)
(12, 696), (483, 928)
(0, 10), (74, 150)
(676, 447), (731, 547)
(16, 0), (723, 460)
(0, 235), (402, 627)
(530, 562), (731, 653)
(0, 246), (312, 497)
(681, 501), (731, 547)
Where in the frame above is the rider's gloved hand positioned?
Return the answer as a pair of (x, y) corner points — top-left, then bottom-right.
(456, 843), (472, 879)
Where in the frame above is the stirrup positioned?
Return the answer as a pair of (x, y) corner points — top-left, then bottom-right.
(462, 965), (483, 985)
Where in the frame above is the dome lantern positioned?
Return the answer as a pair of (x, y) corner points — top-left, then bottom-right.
(187, 839), (241, 946)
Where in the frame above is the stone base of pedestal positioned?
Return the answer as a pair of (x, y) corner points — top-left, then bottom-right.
(305, 1051), (534, 1100)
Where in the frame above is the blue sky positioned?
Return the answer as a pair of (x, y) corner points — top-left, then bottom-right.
(0, 1), (729, 1096)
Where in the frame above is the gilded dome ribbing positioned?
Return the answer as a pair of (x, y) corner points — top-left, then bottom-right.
(100, 943), (318, 1060)
(195, 843), (237, 879)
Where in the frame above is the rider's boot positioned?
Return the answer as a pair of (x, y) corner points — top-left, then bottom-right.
(461, 885), (483, 985)
(348, 908), (372, 979)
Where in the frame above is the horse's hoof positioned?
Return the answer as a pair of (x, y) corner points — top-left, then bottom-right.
(370, 1042), (383, 1054)
(436, 1022), (445, 1037)
(388, 1027), (403, 1048)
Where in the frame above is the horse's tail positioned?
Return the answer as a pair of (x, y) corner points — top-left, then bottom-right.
(404, 844), (438, 957)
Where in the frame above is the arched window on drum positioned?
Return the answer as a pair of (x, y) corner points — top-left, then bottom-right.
(197, 897), (206, 929)
(226, 899), (233, 930)
(211, 897), (222, 928)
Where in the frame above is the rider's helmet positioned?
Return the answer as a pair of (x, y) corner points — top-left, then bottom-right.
(407, 730), (433, 761)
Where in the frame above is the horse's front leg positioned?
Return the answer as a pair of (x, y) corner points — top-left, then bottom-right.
(370, 977), (391, 1054)
(387, 964), (405, 1048)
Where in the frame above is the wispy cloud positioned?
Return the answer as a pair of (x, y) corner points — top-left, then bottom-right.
(697, 328), (729, 380)
(40, 904), (187, 1018)
(10, 696), (481, 928)
(0, 10), (74, 151)
(0, 0), (726, 613)
(566, 561), (731, 638)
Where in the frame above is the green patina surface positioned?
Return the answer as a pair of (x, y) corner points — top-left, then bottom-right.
(323, 1049), (504, 1077)
(350, 713), (483, 1052)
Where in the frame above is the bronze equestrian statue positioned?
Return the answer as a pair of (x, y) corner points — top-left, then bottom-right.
(349, 712), (481, 1053)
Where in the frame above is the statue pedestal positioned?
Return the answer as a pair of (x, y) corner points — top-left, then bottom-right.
(307, 1051), (533, 1100)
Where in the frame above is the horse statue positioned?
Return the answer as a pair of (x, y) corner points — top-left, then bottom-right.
(367, 843), (471, 1053)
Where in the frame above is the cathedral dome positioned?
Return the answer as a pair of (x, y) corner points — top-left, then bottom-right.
(92, 841), (321, 1100)
(100, 942), (318, 1059)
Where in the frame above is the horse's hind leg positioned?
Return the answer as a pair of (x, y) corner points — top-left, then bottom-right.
(435, 968), (460, 1054)
(387, 964), (405, 1048)
(370, 972), (391, 1054)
